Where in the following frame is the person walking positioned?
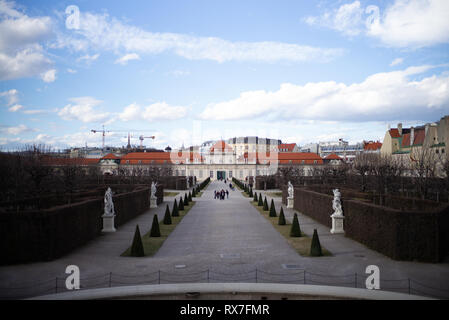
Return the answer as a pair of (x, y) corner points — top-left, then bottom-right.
(226, 190), (229, 199)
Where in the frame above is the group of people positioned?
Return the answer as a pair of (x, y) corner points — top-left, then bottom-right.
(214, 189), (229, 200)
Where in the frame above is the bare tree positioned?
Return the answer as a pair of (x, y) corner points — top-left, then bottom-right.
(410, 147), (438, 199)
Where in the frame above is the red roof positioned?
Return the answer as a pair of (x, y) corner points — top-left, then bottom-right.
(389, 129), (401, 138)
(102, 153), (119, 160)
(364, 141), (382, 151)
(401, 129), (425, 147)
(325, 153), (343, 160)
(120, 152), (204, 164)
(210, 141), (233, 152)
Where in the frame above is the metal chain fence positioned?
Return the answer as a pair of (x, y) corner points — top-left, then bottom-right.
(1, 268), (449, 300)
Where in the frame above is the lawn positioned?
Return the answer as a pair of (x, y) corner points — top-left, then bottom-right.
(163, 191), (179, 197)
(265, 192), (283, 198)
(121, 201), (196, 257)
(250, 201), (331, 257)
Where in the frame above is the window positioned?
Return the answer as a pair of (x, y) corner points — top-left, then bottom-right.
(436, 149), (439, 154)
(229, 171), (233, 178)
(240, 170), (243, 178)
(199, 170), (203, 178)
(210, 171), (214, 178)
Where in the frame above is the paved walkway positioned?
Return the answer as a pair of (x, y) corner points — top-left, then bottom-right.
(1, 182), (449, 299)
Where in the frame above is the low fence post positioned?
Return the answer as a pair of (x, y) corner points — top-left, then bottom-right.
(55, 277), (58, 294)
(109, 272), (112, 287)
(355, 273), (357, 288)
(408, 279), (411, 294)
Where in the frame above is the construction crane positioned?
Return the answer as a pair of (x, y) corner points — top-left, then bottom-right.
(139, 135), (155, 149)
(90, 125), (108, 151)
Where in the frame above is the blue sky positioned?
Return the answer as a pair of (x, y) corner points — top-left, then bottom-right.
(1, 0), (449, 150)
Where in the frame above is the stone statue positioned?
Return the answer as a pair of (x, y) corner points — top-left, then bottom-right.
(104, 187), (115, 216)
(332, 189), (343, 216)
(150, 181), (157, 199)
(288, 181), (294, 198)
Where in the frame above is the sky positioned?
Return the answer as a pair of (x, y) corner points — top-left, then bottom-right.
(1, 0), (449, 151)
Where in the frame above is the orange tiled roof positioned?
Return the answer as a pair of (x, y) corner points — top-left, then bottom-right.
(364, 141), (382, 151)
(390, 129), (401, 138)
(120, 152), (204, 164)
(210, 141), (233, 152)
(102, 153), (119, 160)
(325, 153), (343, 160)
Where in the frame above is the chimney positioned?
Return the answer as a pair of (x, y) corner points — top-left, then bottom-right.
(398, 123), (403, 136)
(410, 127), (415, 146)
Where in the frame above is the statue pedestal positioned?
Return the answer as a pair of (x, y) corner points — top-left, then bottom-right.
(102, 215), (116, 233)
(287, 197), (294, 209)
(150, 197), (157, 208)
(330, 213), (344, 234)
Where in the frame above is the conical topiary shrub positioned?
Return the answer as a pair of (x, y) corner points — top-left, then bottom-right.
(184, 193), (189, 206)
(192, 188), (196, 197)
(269, 199), (277, 217)
(163, 204), (172, 225)
(253, 192), (258, 202)
(249, 188), (253, 198)
(130, 225), (144, 257)
(263, 197), (269, 211)
(172, 199), (179, 217)
(150, 214), (161, 237)
(310, 229), (323, 257)
(179, 196), (184, 210)
(258, 194), (263, 206)
(290, 213), (302, 237)
(188, 191), (192, 202)
(278, 207), (286, 225)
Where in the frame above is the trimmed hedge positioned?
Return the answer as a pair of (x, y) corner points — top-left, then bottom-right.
(292, 186), (449, 262)
(0, 186), (152, 265)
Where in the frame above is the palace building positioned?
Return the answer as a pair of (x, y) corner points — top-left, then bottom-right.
(88, 140), (325, 181)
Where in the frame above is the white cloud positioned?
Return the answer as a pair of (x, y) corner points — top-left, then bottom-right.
(8, 103), (22, 112)
(67, 68), (77, 73)
(40, 68), (56, 82)
(57, 11), (343, 63)
(0, 1), (54, 80)
(306, 0), (449, 48)
(58, 96), (110, 123)
(0, 124), (30, 135)
(305, 1), (364, 36)
(77, 53), (100, 63)
(114, 53), (140, 65)
(22, 109), (47, 115)
(199, 65), (449, 122)
(390, 57), (404, 67)
(167, 69), (190, 78)
(119, 102), (188, 122)
(0, 88), (18, 105)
